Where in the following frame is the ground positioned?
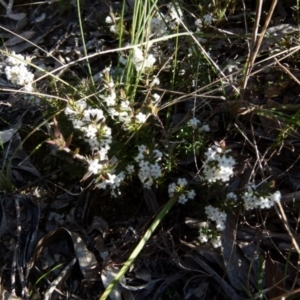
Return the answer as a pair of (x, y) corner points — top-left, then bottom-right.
(0, 0), (300, 299)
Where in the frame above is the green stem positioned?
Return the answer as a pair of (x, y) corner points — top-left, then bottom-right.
(99, 194), (178, 300)
(76, 0), (95, 87)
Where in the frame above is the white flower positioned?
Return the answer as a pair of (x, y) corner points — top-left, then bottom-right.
(270, 191), (281, 203)
(103, 138), (112, 149)
(195, 19), (203, 28)
(151, 77), (160, 86)
(187, 190), (196, 199)
(195, 14), (215, 28)
(135, 152), (144, 161)
(110, 25), (117, 33)
(203, 14), (215, 25)
(76, 100), (87, 112)
(87, 137), (100, 150)
(65, 99), (87, 118)
(178, 194), (188, 204)
(83, 124), (98, 138)
(99, 146), (109, 160)
(216, 222), (226, 231)
(150, 13), (168, 37)
(168, 179), (195, 204)
(135, 112), (147, 123)
(199, 232), (209, 243)
(126, 164), (135, 175)
(132, 47), (144, 64)
(87, 159), (103, 174)
(101, 92), (116, 106)
(119, 55), (127, 65)
(167, 2), (183, 26)
(72, 119), (84, 129)
(199, 124), (210, 132)
(82, 109), (105, 123)
(168, 183), (176, 197)
(139, 160), (150, 171)
(6, 52), (26, 66)
(242, 188), (281, 210)
(138, 145), (147, 154)
(23, 83), (34, 92)
(105, 16), (113, 24)
(5, 64), (34, 87)
(145, 54), (156, 68)
(101, 125), (112, 138)
(153, 149), (163, 161)
(203, 145), (235, 182)
(188, 118), (201, 129)
(132, 47), (156, 72)
(226, 192), (237, 201)
(177, 178), (187, 187)
(136, 145), (162, 187)
(205, 205), (227, 232)
(152, 93), (161, 103)
(64, 106), (76, 117)
(96, 171), (125, 197)
(150, 162), (161, 178)
(204, 147), (218, 161)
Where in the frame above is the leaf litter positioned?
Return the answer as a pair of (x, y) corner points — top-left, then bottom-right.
(0, 0), (300, 299)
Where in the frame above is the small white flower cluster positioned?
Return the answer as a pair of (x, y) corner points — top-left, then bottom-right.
(65, 100), (111, 160)
(225, 185), (282, 210)
(66, 67), (149, 135)
(135, 112), (148, 124)
(168, 178), (196, 204)
(105, 15), (117, 33)
(150, 2), (183, 37)
(97, 70), (133, 126)
(3, 51), (34, 92)
(241, 184), (281, 210)
(87, 158), (104, 175)
(150, 13), (168, 38)
(203, 145), (235, 183)
(131, 47), (156, 72)
(195, 14), (215, 28)
(64, 97), (124, 198)
(226, 192), (238, 202)
(166, 2), (183, 29)
(193, 14), (215, 43)
(151, 77), (160, 86)
(199, 227), (222, 249)
(119, 46), (156, 74)
(135, 145), (163, 188)
(188, 117), (210, 132)
(96, 171), (126, 197)
(199, 205), (227, 248)
(205, 205), (227, 231)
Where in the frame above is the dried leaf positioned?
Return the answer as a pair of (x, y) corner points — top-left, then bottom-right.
(101, 266), (125, 300)
(7, 13), (26, 21)
(221, 213), (251, 291)
(0, 128), (16, 144)
(8, 133), (41, 179)
(143, 187), (159, 214)
(43, 258), (76, 300)
(29, 228), (98, 280)
(5, 31), (35, 46)
(264, 81), (289, 98)
(6, 35), (43, 53)
(188, 253), (241, 300)
(0, 282), (23, 300)
(0, 194), (7, 238)
(265, 253), (285, 299)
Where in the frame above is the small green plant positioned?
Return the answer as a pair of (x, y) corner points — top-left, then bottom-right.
(0, 0), (295, 299)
